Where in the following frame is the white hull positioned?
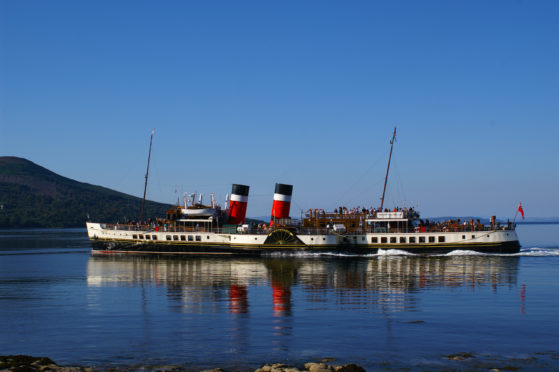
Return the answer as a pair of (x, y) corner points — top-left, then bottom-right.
(87, 222), (520, 255)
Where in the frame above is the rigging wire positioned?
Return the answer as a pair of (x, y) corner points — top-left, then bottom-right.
(333, 149), (387, 208)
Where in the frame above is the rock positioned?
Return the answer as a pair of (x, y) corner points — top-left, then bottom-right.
(255, 363), (300, 372)
(333, 364), (366, 372)
(39, 364), (60, 371)
(444, 352), (475, 361)
(270, 363), (288, 372)
(305, 362), (332, 372)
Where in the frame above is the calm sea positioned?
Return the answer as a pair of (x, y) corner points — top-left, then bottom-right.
(1, 224), (559, 371)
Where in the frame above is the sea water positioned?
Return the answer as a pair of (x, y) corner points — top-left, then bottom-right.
(0, 224), (558, 371)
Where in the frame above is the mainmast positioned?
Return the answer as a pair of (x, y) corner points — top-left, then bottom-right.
(379, 126), (397, 211)
(140, 129), (155, 223)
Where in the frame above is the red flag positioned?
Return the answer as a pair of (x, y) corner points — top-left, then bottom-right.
(517, 203), (525, 219)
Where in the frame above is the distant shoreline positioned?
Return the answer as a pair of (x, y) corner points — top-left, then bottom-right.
(515, 221), (559, 225)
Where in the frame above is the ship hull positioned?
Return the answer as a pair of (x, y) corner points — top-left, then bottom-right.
(87, 223), (521, 256)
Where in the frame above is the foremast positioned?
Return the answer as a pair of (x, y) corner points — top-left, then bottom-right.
(380, 126), (396, 212)
(140, 129), (155, 223)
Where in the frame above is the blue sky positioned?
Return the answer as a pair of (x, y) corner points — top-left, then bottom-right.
(1, 1), (558, 219)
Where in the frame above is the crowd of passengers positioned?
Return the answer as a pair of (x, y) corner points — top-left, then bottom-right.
(329, 206), (417, 216)
(417, 217), (513, 232)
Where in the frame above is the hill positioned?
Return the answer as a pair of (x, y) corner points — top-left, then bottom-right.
(0, 156), (171, 228)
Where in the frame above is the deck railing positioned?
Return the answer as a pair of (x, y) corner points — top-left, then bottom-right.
(100, 223), (516, 235)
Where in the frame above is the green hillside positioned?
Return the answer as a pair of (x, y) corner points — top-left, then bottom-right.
(0, 157), (171, 228)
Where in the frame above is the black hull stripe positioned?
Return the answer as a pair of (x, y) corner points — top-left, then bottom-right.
(90, 239), (520, 255)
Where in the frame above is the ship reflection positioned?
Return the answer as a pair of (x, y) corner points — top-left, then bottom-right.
(86, 254), (520, 315)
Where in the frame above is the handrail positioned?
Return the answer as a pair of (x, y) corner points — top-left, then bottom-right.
(100, 223), (515, 235)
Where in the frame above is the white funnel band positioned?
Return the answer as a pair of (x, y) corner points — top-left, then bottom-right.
(273, 193), (292, 202)
(230, 194), (248, 203)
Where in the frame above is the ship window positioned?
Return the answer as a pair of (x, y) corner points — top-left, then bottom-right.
(390, 237), (397, 243)
(462, 235), (466, 239)
(133, 234), (138, 239)
(145, 235), (150, 240)
(400, 237), (406, 243)
(323, 237), (326, 241)
(180, 235), (186, 241)
(207, 236), (210, 239)
(139, 234), (144, 239)
(409, 237), (416, 243)
(362, 237), (365, 241)
(166, 235), (172, 241)
(372, 237), (378, 243)
(381, 237), (387, 243)
(438, 236), (445, 243)
(188, 235), (193, 241)
(195, 236), (201, 241)
(311, 237), (314, 241)
(419, 236), (425, 243)
(152, 235), (157, 240)
(429, 236), (435, 243)
(173, 235), (179, 240)
(472, 235), (475, 239)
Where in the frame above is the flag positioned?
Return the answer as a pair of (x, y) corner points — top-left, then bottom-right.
(517, 203), (525, 219)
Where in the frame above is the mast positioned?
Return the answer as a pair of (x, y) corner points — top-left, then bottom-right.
(140, 129), (155, 223)
(379, 126), (397, 211)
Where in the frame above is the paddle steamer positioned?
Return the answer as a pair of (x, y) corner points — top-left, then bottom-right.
(86, 129), (520, 255)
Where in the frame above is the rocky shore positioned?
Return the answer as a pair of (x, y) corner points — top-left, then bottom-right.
(0, 356), (365, 372)
(0, 355), (91, 372)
